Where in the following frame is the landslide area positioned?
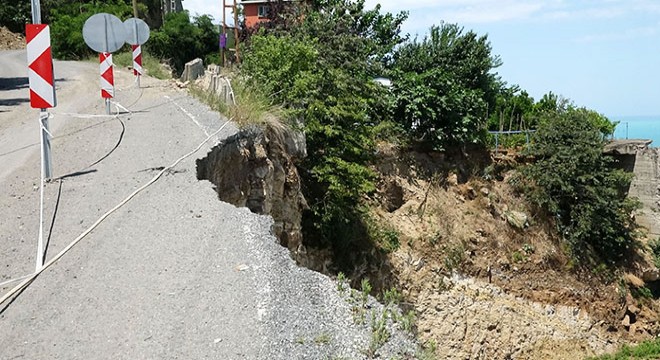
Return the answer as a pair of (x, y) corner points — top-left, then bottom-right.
(360, 143), (660, 359)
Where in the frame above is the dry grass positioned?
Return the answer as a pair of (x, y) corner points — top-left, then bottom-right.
(190, 77), (287, 131)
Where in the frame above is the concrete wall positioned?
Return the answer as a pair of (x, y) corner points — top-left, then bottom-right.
(630, 148), (660, 237)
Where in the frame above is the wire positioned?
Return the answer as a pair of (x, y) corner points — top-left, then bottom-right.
(0, 119), (232, 306)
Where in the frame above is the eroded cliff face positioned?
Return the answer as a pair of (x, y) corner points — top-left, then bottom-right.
(196, 124), (308, 252)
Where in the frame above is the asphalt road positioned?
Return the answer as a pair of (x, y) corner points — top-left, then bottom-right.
(0, 50), (269, 359)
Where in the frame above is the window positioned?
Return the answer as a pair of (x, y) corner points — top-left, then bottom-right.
(258, 5), (270, 18)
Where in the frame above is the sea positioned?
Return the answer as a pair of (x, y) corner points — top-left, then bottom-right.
(611, 115), (660, 147)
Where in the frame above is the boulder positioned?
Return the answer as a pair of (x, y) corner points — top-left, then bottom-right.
(505, 210), (529, 229)
(642, 268), (660, 282)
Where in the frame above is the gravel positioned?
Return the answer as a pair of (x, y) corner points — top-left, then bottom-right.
(242, 215), (419, 359)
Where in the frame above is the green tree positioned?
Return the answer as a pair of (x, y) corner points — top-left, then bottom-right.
(488, 86), (535, 132)
(49, 0), (133, 59)
(241, 0), (407, 253)
(0, 0), (30, 33)
(148, 12), (219, 74)
(522, 108), (638, 263)
(391, 23), (502, 150)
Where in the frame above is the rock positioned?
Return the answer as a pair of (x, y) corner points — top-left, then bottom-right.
(628, 304), (641, 315)
(642, 268), (660, 282)
(180, 58), (205, 82)
(480, 187), (490, 196)
(416, 273), (617, 360)
(504, 210), (529, 229)
(197, 125), (308, 253)
(497, 257), (511, 271)
(447, 173), (458, 186)
(624, 273), (645, 288)
(622, 314), (631, 327)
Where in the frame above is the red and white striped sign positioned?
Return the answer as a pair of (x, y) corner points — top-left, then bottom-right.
(132, 45), (142, 76)
(99, 52), (114, 98)
(26, 24), (56, 108)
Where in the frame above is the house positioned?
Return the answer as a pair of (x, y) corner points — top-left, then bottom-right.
(241, 0), (296, 28)
(163, 0), (184, 15)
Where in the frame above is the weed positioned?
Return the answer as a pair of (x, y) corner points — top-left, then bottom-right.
(417, 340), (437, 360)
(381, 228), (401, 252)
(586, 338), (660, 359)
(428, 231), (443, 247)
(617, 278), (628, 302)
(350, 289), (367, 325)
(649, 237), (660, 268)
(443, 242), (466, 272)
(398, 310), (416, 333)
(361, 278), (372, 305)
(382, 287), (401, 306)
(522, 243), (535, 255)
(111, 50), (170, 79)
(337, 272), (347, 294)
(295, 336), (305, 344)
(191, 78), (285, 130)
(632, 286), (653, 300)
(591, 263), (616, 283)
(364, 213), (401, 253)
(366, 311), (390, 358)
(314, 333), (332, 345)
(511, 251), (525, 263)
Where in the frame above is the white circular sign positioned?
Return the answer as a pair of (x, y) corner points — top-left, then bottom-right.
(83, 13), (126, 53)
(124, 18), (150, 45)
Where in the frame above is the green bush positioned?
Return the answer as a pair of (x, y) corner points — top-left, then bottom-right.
(649, 238), (660, 268)
(240, 1), (407, 255)
(522, 108), (639, 263)
(391, 23), (502, 150)
(50, 0), (133, 59)
(148, 12), (219, 75)
(587, 338), (660, 359)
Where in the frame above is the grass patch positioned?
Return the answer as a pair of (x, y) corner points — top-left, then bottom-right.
(649, 237), (660, 268)
(586, 338), (660, 359)
(190, 78), (285, 130)
(96, 49), (170, 80)
(314, 333), (332, 345)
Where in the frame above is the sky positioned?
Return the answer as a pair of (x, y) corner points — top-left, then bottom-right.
(183, 0), (660, 117)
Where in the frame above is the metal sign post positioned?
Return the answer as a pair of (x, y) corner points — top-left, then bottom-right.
(123, 18), (150, 88)
(28, 0), (57, 270)
(83, 13), (126, 114)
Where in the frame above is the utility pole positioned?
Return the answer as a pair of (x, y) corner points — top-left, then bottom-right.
(221, 0), (240, 67)
(132, 0), (138, 17)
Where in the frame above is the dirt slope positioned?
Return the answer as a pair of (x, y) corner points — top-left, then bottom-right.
(368, 144), (660, 359)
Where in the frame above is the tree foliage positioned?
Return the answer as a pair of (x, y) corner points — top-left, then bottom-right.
(149, 12), (219, 74)
(522, 109), (638, 263)
(241, 0), (407, 251)
(0, 0), (31, 33)
(390, 23), (502, 150)
(49, 0), (134, 59)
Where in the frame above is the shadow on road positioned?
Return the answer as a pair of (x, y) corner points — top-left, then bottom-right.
(0, 77), (28, 91)
(0, 98), (29, 107)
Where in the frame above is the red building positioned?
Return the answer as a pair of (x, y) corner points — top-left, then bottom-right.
(241, 0), (296, 28)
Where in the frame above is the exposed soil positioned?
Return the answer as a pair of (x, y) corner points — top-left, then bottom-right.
(366, 143), (660, 358)
(0, 27), (24, 50)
